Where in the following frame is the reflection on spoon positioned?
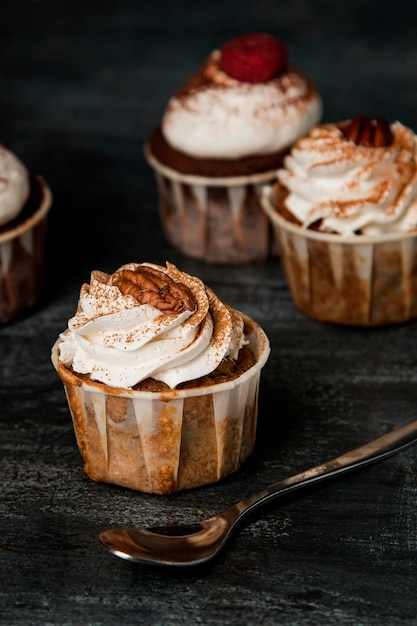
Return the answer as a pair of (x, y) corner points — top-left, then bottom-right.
(99, 419), (417, 567)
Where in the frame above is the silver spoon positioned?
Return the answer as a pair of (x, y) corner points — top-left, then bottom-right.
(99, 419), (417, 567)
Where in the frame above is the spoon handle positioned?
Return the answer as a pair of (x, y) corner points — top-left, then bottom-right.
(225, 419), (417, 524)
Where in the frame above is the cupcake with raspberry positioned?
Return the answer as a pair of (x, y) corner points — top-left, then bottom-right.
(145, 33), (322, 264)
(262, 116), (417, 325)
(0, 142), (52, 324)
(51, 262), (270, 494)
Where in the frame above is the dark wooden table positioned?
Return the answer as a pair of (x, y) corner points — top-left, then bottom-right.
(1, 1), (416, 624)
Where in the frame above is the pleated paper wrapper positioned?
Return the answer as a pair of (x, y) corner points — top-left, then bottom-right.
(51, 316), (270, 494)
(144, 144), (279, 264)
(262, 184), (417, 326)
(0, 175), (52, 324)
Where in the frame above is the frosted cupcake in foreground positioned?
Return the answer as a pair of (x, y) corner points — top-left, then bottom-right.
(51, 262), (270, 494)
(0, 142), (52, 324)
(145, 33), (322, 264)
(262, 116), (417, 325)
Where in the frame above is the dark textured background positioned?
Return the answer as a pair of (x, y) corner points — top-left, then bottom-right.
(1, 1), (417, 624)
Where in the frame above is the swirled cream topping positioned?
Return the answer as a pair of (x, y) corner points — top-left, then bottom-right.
(0, 144), (30, 227)
(57, 262), (248, 389)
(162, 51), (322, 160)
(277, 120), (417, 235)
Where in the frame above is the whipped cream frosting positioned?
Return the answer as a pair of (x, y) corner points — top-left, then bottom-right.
(0, 144), (30, 227)
(57, 262), (248, 389)
(277, 121), (417, 236)
(162, 51), (322, 160)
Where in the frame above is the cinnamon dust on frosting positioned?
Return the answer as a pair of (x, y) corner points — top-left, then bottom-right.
(277, 120), (417, 235)
(58, 262), (250, 390)
(160, 51), (322, 161)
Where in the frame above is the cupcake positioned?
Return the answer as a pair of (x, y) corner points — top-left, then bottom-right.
(0, 142), (52, 324)
(51, 262), (270, 494)
(145, 33), (322, 264)
(262, 115), (417, 325)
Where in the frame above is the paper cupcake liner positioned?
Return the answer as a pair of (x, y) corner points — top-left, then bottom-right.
(145, 144), (279, 264)
(262, 184), (417, 326)
(51, 316), (270, 494)
(0, 175), (52, 325)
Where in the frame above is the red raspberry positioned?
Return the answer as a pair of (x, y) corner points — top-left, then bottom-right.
(219, 33), (287, 83)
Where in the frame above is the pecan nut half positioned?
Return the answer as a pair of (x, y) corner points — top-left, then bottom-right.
(111, 266), (196, 313)
(341, 115), (393, 147)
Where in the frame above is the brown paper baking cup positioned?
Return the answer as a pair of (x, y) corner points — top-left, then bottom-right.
(262, 184), (417, 326)
(51, 315), (270, 494)
(144, 143), (279, 264)
(0, 174), (52, 325)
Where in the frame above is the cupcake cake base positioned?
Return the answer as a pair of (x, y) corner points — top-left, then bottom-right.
(52, 315), (270, 494)
(0, 174), (52, 325)
(262, 184), (417, 326)
(145, 134), (281, 264)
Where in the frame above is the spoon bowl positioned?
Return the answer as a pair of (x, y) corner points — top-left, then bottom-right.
(100, 419), (417, 567)
(100, 518), (231, 566)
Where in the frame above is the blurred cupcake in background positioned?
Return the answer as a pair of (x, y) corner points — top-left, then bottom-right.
(262, 116), (417, 325)
(0, 142), (52, 324)
(145, 33), (322, 264)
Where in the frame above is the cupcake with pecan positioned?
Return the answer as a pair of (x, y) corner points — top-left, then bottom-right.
(0, 142), (52, 324)
(262, 116), (417, 325)
(145, 33), (322, 264)
(51, 262), (270, 494)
